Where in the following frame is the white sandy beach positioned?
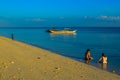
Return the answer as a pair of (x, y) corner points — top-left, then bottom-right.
(0, 36), (120, 80)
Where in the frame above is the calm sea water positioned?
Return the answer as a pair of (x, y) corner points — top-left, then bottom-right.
(0, 27), (120, 75)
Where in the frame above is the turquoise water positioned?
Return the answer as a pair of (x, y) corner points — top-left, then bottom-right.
(0, 27), (120, 75)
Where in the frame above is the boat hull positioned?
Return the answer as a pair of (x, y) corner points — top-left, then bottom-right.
(50, 30), (76, 34)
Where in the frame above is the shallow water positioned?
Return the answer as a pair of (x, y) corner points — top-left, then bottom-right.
(0, 27), (120, 75)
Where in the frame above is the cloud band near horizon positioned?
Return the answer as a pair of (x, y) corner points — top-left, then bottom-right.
(0, 16), (120, 27)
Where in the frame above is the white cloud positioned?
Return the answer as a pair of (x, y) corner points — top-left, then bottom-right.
(97, 16), (120, 21)
(25, 18), (45, 22)
(98, 16), (108, 19)
(84, 15), (120, 21)
(83, 16), (94, 19)
(33, 18), (45, 22)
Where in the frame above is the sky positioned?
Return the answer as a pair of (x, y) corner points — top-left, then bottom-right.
(0, 0), (120, 27)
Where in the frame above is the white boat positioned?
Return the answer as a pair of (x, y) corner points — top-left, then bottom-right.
(48, 29), (76, 34)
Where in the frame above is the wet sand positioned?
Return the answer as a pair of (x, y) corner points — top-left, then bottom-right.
(0, 36), (120, 80)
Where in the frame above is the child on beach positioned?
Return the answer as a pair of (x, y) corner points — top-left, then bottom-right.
(98, 53), (107, 64)
(84, 49), (93, 64)
(98, 53), (107, 70)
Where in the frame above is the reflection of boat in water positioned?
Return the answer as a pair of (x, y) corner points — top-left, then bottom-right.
(47, 28), (76, 34)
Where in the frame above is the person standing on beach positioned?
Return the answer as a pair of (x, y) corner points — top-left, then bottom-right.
(84, 49), (93, 64)
(98, 53), (107, 70)
(11, 33), (14, 40)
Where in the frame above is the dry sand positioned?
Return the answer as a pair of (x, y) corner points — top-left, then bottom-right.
(0, 36), (120, 80)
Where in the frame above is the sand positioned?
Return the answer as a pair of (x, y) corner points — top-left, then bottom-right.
(0, 36), (120, 80)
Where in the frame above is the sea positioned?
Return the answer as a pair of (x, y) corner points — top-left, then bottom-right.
(0, 27), (120, 75)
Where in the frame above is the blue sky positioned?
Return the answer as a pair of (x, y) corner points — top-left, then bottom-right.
(0, 0), (120, 27)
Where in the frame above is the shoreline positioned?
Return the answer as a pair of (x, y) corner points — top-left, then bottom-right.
(0, 36), (120, 80)
(27, 42), (120, 75)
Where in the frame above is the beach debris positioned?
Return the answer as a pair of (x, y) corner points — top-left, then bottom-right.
(112, 70), (116, 73)
(4, 65), (8, 69)
(53, 67), (61, 73)
(1, 62), (8, 69)
(37, 57), (41, 59)
(2, 62), (7, 65)
(10, 61), (15, 64)
(55, 67), (61, 70)
(80, 75), (84, 78)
